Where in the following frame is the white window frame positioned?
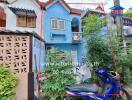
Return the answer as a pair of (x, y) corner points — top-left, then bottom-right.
(51, 18), (66, 30)
(58, 19), (65, 30)
(51, 18), (58, 30)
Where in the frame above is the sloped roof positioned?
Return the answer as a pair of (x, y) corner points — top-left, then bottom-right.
(0, 0), (9, 3)
(8, 6), (36, 16)
(82, 8), (105, 18)
(36, 0), (82, 15)
(70, 8), (83, 15)
(96, 5), (103, 11)
(110, 5), (124, 10)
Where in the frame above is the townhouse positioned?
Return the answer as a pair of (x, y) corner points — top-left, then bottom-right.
(0, 0), (85, 99)
(38, 0), (84, 64)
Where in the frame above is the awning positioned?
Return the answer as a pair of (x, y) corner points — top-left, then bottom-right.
(8, 7), (36, 16)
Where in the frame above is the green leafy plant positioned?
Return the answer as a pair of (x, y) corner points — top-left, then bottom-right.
(83, 14), (113, 81)
(124, 11), (132, 18)
(83, 14), (105, 38)
(83, 14), (132, 84)
(41, 49), (76, 100)
(0, 66), (19, 100)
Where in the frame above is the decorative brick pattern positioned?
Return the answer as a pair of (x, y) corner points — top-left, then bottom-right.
(0, 35), (30, 74)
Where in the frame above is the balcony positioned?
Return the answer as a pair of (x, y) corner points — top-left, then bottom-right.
(72, 32), (82, 43)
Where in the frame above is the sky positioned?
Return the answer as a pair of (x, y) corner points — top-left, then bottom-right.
(39, 0), (132, 13)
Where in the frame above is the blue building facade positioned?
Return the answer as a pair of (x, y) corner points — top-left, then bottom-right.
(43, 0), (83, 64)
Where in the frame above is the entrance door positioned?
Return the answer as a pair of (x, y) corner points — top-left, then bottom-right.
(71, 50), (78, 65)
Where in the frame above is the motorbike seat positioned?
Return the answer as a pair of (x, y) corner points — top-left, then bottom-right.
(66, 84), (99, 92)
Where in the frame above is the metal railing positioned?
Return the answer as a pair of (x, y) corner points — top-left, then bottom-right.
(72, 32), (82, 42)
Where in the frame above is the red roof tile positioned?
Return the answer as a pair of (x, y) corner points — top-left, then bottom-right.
(36, 0), (82, 15)
(70, 8), (82, 15)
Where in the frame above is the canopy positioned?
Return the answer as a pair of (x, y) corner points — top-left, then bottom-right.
(110, 5), (124, 10)
(8, 7), (36, 16)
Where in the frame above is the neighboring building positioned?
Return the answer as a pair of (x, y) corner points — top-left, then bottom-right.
(123, 17), (132, 36)
(38, 0), (83, 64)
(0, 0), (45, 67)
(6, 0), (41, 34)
(123, 17), (132, 45)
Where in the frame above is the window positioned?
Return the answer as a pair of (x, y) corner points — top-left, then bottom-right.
(17, 15), (26, 27)
(51, 19), (58, 29)
(59, 20), (65, 30)
(51, 18), (65, 30)
(27, 16), (36, 28)
(17, 15), (36, 28)
(71, 18), (79, 32)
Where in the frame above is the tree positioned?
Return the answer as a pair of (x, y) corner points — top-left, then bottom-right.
(83, 14), (113, 68)
(83, 14), (104, 38)
(83, 14), (114, 81)
(124, 7), (132, 18)
(41, 49), (75, 100)
(83, 14), (132, 84)
(124, 12), (132, 18)
(0, 66), (19, 100)
(87, 34), (113, 69)
(123, 44), (132, 84)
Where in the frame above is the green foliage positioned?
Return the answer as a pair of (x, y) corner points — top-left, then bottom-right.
(87, 34), (113, 68)
(83, 14), (105, 37)
(110, 36), (132, 84)
(124, 11), (132, 18)
(41, 49), (76, 100)
(83, 14), (112, 67)
(121, 44), (132, 84)
(0, 66), (19, 100)
(83, 13), (132, 84)
(83, 14), (113, 81)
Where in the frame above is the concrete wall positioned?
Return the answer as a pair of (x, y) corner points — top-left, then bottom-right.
(0, 34), (32, 100)
(33, 37), (45, 97)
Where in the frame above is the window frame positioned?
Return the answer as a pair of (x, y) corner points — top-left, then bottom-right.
(51, 18), (66, 30)
(16, 14), (36, 28)
(51, 18), (58, 30)
(58, 19), (65, 30)
(27, 16), (36, 28)
(16, 14), (27, 27)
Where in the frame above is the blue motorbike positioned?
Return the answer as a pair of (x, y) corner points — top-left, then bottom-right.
(65, 68), (131, 100)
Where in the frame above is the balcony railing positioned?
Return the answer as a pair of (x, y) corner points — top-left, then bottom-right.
(72, 32), (82, 43)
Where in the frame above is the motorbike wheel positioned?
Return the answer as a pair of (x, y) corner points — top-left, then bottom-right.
(119, 88), (131, 100)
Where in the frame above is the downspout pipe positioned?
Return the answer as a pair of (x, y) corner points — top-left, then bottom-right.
(37, 1), (45, 97)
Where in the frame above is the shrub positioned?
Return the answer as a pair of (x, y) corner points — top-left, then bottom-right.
(0, 66), (19, 100)
(41, 49), (76, 100)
